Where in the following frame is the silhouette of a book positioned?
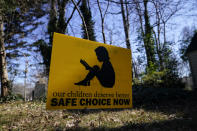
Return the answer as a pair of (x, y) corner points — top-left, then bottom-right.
(80, 59), (91, 70)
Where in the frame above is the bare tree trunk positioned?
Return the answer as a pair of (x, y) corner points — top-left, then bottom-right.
(152, 1), (163, 71)
(0, 15), (9, 97)
(97, 0), (109, 43)
(155, 2), (163, 71)
(153, 29), (163, 71)
(134, 0), (144, 36)
(132, 60), (139, 79)
(120, 0), (131, 49)
(163, 22), (166, 45)
(120, 0), (134, 79)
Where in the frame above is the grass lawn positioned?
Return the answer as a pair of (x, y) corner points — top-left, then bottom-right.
(0, 87), (197, 131)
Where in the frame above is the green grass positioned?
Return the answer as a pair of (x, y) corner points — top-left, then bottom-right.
(0, 88), (197, 130)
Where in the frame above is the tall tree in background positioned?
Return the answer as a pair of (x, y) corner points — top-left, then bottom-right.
(120, 0), (136, 79)
(143, 0), (156, 70)
(134, 0), (156, 71)
(38, 0), (60, 75)
(48, 0), (69, 45)
(0, 13), (8, 97)
(0, 0), (46, 97)
(151, 0), (182, 71)
(97, 0), (110, 43)
(39, 0), (81, 75)
(120, 0), (131, 49)
(80, 0), (96, 41)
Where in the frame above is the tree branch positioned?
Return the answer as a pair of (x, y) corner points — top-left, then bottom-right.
(70, 0), (89, 40)
(65, 0), (82, 29)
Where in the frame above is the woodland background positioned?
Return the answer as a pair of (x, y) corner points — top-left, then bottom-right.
(0, 0), (197, 130)
(0, 0), (196, 98)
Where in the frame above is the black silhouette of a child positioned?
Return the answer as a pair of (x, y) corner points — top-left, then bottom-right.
(75, 46), (115, 88)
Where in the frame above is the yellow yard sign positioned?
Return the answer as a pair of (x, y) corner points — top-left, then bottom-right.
(46, 33), (132, 109)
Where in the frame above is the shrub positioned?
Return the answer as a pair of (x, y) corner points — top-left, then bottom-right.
(0, 92), (24, 103)
(133, 70), (184, 88)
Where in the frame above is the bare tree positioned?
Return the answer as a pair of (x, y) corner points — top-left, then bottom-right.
(120, 0), (131, 49)
(133, 0), (156, 69)
(151, 0), (183, 70)
(71, 0), (89, 39)
(0, 15), (9, 97)
(97, 0), (110, 43)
